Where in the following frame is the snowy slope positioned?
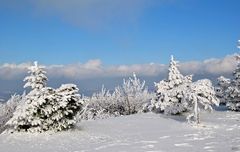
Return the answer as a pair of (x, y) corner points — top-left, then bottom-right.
(0, 111), (240, 152)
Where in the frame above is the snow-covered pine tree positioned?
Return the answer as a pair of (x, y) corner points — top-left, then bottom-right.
(52, 84), (83, 131)
(24, 61), (47, 91)
(226, 41), (240, 110)
(167, 55), (192, 88)
(216, 76), (231, 105)
(225, 54), (240, 111)
(6, 62), (83, 133)
(185, 79), (219, 124)
(147, 56), (192, 114)
(217, 42), (240, 111)
(6, 62), (50, 132)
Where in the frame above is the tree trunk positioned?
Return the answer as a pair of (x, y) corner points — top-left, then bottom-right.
(194, 100), (200, 124)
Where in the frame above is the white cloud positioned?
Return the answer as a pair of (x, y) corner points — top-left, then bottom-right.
(0, 54), (237, 81)
(0, 54), (237, 99)
(179, 54), (237, 76)
(0, 63), (30, 80)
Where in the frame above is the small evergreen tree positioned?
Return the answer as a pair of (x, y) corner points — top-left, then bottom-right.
(147, 56), (192, 114)
(215, 76), (231, 105)
(24, 61), (47, 91)
(7, 62), (49, 132)
(7, 62), (83, 133)
(145, 56), (219, 124)
(217, 42), (240, 111)
(52, 84), (82, 131)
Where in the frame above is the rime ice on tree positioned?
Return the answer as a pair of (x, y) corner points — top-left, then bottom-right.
(145, 56), (219, 124)
(24, 61), (47, 90)
(217, 41), (240, 111)
(147, 56), (192, 114)
(121, 73), (151, 115)
(7, 62), (83, 133)
(185, 79), (219, 124)
(79, 73), (152, 120)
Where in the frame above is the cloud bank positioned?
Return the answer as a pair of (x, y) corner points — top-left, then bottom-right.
(0, 53), (237, 100)
(0, 53), (237, 81)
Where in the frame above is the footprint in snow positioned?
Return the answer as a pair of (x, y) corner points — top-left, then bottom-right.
(205, 142), (218, 145)
(159, 136), (170, 139)
(137, 140), (158, 144)
(141, 144), (155, 149)
(174, 143), (192, 147)
(184, 134), (199, 137)
(206, 150), (215, 152)
(204, 146), (215, 149)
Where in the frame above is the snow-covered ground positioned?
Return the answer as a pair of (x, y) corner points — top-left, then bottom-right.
(0, 110), (240, 152)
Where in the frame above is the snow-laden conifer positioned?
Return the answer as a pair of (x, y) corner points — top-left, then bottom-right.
(24, 61), (47, 90)
(145, 56), (219, 124)
(146, 56), (192, 114)
(52, 84), (83, 131)
(7, 62), (83, 133)
(217, 42), (240, 111)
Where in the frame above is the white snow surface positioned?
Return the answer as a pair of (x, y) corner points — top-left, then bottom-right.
(0, 110), (240, 152)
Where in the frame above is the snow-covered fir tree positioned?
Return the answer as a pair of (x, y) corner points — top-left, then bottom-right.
(185, 79), (219, 124)
(7, 88), (56, 132)
(225, 54), (240, 111)
(167, 55), (192, 88)
(53, 84), (83, 131)
(217, 42), (240, 111)
(24, 61), (47, 90)
(215, 76), (231, 105)
(145, 56), (192, 114)
(7, 62), (83, 133)
(7, 62), (49, 132)
(144, 56), (219, 124)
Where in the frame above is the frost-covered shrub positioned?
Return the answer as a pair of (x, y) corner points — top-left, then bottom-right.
(117, 73), (153, 115)
(0, 94), (25, 132)
(79, 86), (124, 120)
(79, 74), (152, 120)
(185, 79), (219, 124)
(217, 53), (240, 111)
(7, 62), (83, 133)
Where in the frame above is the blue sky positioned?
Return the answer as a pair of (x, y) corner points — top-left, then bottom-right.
(0, 0), (240, 65)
